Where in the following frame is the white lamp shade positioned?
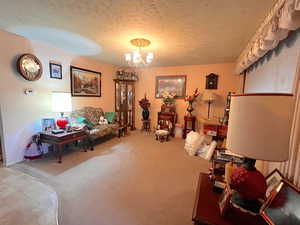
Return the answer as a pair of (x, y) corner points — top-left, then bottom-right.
(52, 92), (72, 113)
(202, 91), (216, 102)
(226, 94), (294, 162)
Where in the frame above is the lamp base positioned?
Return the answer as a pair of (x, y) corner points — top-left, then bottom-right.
(230, 158), (267, 210)
(56, 118), (68, 129)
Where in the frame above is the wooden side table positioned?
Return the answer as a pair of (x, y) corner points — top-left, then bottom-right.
(183, 115), (196, 139)
(141, 119), (151, 133)
(39, 130), (89, 163)
(201, 119), (228, 141)
(192, 173), (267, 225)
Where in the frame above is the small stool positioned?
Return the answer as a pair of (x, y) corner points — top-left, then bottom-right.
(155, 130), (170, 142)
(141, 119), (151, 133)
(118, 126), (127, 138)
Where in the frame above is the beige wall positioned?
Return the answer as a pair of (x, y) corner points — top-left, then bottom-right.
(135, 64), (242, 129)
(0, 30), (116, 165)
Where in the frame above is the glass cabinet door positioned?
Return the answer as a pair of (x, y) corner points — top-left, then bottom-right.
(115, 82), (120, 111)
(127, 84), (133, 127)
(114, 79), (135, 130)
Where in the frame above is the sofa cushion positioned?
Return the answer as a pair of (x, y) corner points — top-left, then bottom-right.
(89, 124), (118, 139)
(76, 116), (86, 124)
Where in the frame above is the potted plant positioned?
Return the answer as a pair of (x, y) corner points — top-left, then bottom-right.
(139, 95), (151, 120)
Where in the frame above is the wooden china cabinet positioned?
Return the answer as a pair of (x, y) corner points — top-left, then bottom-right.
(114, 79), (136, 130)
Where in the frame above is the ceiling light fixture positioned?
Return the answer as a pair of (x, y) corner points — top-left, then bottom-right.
(125, 38), (154, 67)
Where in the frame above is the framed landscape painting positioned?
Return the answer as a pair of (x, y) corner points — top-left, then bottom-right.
(155, 75), (186, 98)
(70, 66), (101, 97)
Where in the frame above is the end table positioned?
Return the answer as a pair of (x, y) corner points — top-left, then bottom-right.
(192, 173), (267, 225)
(183, 115), (196, 139)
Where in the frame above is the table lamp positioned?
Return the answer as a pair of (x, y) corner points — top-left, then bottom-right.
(202, 91), (216, 119)
(226, 93), (294, 213)
(52, 92), (72, 129)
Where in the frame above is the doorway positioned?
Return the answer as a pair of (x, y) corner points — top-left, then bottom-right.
(0, 107), (4, 166)
(0, 138), (2, 165)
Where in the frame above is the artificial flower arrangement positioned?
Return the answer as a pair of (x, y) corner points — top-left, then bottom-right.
(185, 88), (200, 115)
(161, 91), (176, 105)
(139, 95), (150, 110)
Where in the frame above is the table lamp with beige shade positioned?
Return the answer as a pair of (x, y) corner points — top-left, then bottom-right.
(202, 91), (216, 119)
(226, 93), (294, 214)
(52, 92), (72, 129)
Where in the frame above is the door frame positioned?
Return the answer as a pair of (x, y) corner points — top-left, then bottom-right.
(0, 106), (6, 166)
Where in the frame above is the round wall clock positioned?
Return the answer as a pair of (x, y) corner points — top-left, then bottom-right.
(17, 54), (43, 81)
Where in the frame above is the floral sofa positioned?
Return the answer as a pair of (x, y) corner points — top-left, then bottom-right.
(71, 107), (118, 149)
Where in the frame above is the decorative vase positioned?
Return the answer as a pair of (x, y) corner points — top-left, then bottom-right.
(187, 101), (194, 116)
(142, 109), (150, 120)
(56, 118), (69, 129)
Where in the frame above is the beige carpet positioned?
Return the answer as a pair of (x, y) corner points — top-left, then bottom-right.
(13, 131), (210, 225)
(0, 167), (58, 225)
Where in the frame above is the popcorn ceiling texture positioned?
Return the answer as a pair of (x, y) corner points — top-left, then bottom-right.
(0, 0), (275, 66)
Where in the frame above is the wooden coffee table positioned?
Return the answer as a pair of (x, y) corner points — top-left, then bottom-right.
(40, 130), (89, 163)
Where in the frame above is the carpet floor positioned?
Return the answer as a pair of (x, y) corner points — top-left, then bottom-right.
(0, 167), (58, 225)
(13, 131), (210, 225)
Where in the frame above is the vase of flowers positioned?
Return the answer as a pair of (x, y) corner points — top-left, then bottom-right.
(185, 88), (200, 116)
(161, 91), (176, 105)
(139, 95), (150, 120)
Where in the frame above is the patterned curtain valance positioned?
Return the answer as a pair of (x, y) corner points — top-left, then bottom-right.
(235, 0), (300, 74)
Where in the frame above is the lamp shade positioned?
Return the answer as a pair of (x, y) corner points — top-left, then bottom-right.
(51, 92), (72, 113)
(202, 91), (216, 102)
(226, 93), (294, 162)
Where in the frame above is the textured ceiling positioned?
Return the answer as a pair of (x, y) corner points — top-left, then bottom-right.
(0, 0), (276, 67)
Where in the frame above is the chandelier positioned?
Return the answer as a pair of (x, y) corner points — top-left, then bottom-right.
(125, 38), (154, 67)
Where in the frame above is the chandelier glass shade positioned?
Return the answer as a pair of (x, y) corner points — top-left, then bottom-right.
(125, 38), (154, 67)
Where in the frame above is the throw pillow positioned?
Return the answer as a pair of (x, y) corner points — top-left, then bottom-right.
(104, 112), (116, 124)
(76, 116), (86, 124)
(83, 118), (94, 130)
(76, 116), (93, 130)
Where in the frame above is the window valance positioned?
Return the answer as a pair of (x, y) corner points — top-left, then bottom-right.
(235, 0), (300, 74)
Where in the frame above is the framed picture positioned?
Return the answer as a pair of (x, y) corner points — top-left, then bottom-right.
(70, 66), (101, 97)
(49, 63), (62, 79)
(218, 185), (232, 217)
(261, 179), (300, 225)
(42, 118), (56, 131)
(265, 169), (284, 198)
(155, 75), (186, 98)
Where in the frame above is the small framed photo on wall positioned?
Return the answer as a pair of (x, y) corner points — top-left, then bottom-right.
(49, 62), (62, 79)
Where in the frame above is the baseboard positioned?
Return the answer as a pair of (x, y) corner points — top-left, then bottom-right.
(5, 158), (24, 167)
